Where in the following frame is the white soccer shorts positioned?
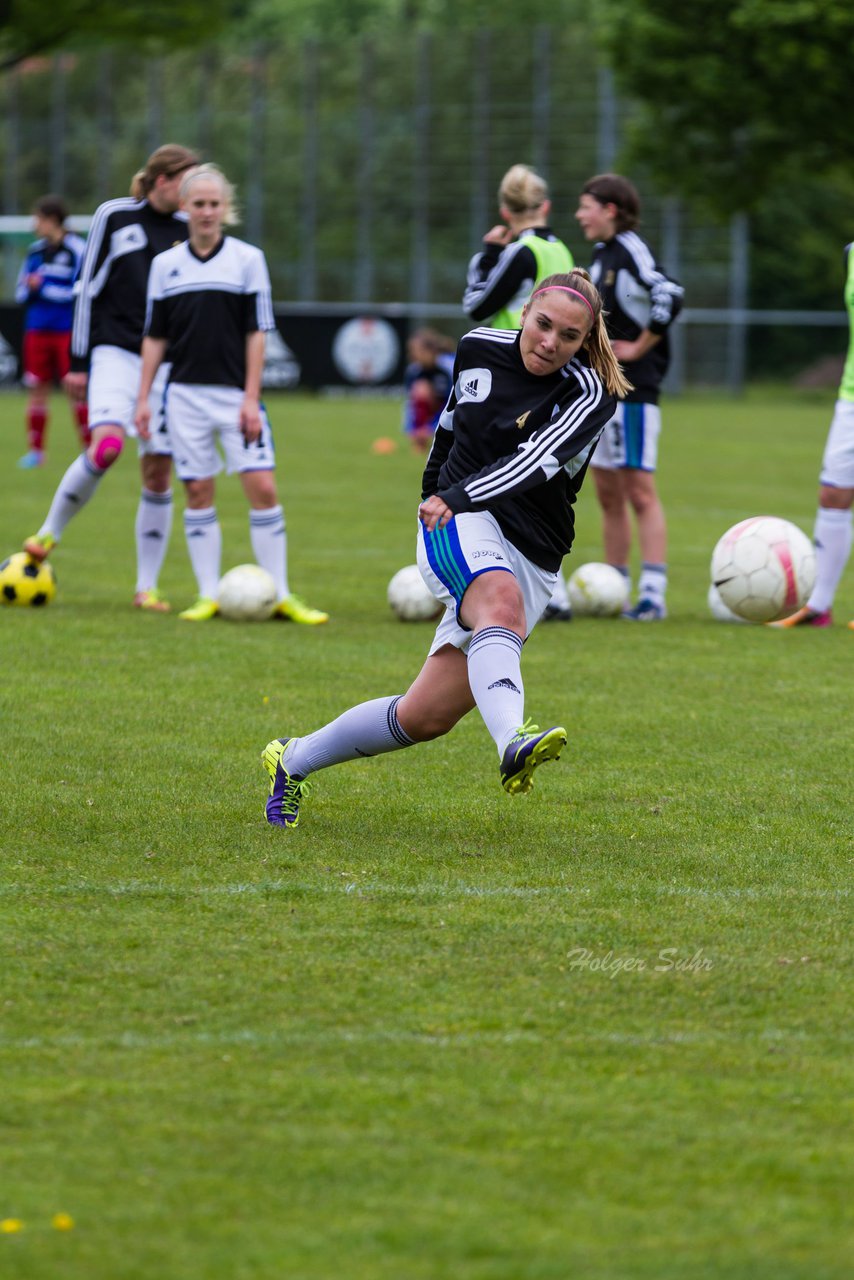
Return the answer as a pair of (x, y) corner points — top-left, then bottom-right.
(819, 399), (854, 489)
(591, 400), (662, 472)
(166, 383), (276, 481)
(416, 509), (557, 655)
(88, 344), (171, 456)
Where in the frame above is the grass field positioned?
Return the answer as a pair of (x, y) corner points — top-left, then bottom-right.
(0, 386), (851, 1279)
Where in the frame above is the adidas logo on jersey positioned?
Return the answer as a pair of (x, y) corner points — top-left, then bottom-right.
(456, 367), (492, 402)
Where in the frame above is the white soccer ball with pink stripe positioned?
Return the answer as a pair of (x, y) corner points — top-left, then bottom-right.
(710, 516), (816, 623)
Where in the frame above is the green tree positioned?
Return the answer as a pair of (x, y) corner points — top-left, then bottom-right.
(595, 0), (854, 213)
(1, 0), (248, 69)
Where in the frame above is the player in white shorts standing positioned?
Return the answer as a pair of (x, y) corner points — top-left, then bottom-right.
(262, 270), (631, 829)
(772, 240), (854, 629)
(576, 173), (684, 621)
(23, 144), (200, 612)
(135, 164), (327, 625)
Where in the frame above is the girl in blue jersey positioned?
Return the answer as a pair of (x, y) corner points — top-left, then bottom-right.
(402, 327), (456, 452)
(15, 195), (89, 467)
(262, 271), (631, 829)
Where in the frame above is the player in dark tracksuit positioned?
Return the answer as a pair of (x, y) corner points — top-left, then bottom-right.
(261, 270), (632, 830)
(576, 173), (684, 620)
(23, 144), (199, 614)
(464, 163), (577, 620)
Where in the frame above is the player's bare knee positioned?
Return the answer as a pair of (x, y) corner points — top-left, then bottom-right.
(626, 479), (659, 513)
(248, 480), (278, 508)
(461, 570), (525, 635)
(819, 485), (854, 511)
(142, 456), (171, 493)
(403, 710), (458, 742)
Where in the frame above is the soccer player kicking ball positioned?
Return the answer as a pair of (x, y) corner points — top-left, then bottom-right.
(263, 271), (631, 828)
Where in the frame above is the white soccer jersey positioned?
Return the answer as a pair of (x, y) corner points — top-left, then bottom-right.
(145, 236), (276, 388)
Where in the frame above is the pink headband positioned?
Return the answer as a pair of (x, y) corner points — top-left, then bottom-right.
(530, 285), (596, 324)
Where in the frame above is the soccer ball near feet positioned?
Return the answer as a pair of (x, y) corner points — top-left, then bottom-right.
(0, 552), (57, 607)
(387, 564), (442, 621)
(217, 564), (277, 621)
(710, 516), (815, 623)
(567, 562), (629, 617)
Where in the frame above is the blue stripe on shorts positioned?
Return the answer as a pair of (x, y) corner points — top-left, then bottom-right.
(623, 402), (646, 469)
(421, 517), (472, 603)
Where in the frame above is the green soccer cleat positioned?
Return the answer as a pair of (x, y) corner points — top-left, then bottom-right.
(262, 738), (311, 828)
(179, 596), (219, 621)
(273, 593), (329, 625)
(133, 589), (171, 613)
(23, 533), (56, 563)
(499, 721), (567, 796)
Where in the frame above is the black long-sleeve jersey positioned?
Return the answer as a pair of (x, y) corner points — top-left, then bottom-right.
(422, 327), (616, 572)
(70, 198), (189, 372)
(462, 227), (572, 325)
(590, 231), (684, 404)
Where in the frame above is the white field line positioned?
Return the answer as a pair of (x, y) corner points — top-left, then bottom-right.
(0, 881), (847, 901)
(1, 1025), (783, 1053)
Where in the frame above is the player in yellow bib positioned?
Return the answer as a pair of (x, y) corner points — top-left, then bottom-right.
(463, 164), (574, 330)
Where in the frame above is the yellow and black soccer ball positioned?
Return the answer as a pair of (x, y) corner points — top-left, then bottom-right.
(0, 552), (57, 607)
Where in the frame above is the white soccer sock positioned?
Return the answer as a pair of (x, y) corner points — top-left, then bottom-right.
(183, 507), (222, 600)
(808, 507), (853, 612)
(135, 489), (173, 593)
(638, 562), (667, 606)
(466, 626), (525, 757)
(39, 454), (104, 540)
(283, 695), (415, 777)
(249, 505), (289, 600)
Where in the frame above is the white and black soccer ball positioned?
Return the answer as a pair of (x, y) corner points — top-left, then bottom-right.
(387, 564), (442, 622)
(217, 564), (277, 621)
(567, 562), (629, 617)
(710, 516), (815, 623)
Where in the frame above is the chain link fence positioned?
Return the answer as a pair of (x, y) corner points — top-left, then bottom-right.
(1, 31), (846, 391)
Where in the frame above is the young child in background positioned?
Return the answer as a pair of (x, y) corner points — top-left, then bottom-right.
(402, 328), (456, 453)
(15, 195), (89, 468)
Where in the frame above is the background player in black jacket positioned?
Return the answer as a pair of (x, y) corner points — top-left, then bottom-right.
(576, 174), (684, 621)
(463, 164), (574, 329)
(262, 271), (631, 829)
(24, 144), (199, 612)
